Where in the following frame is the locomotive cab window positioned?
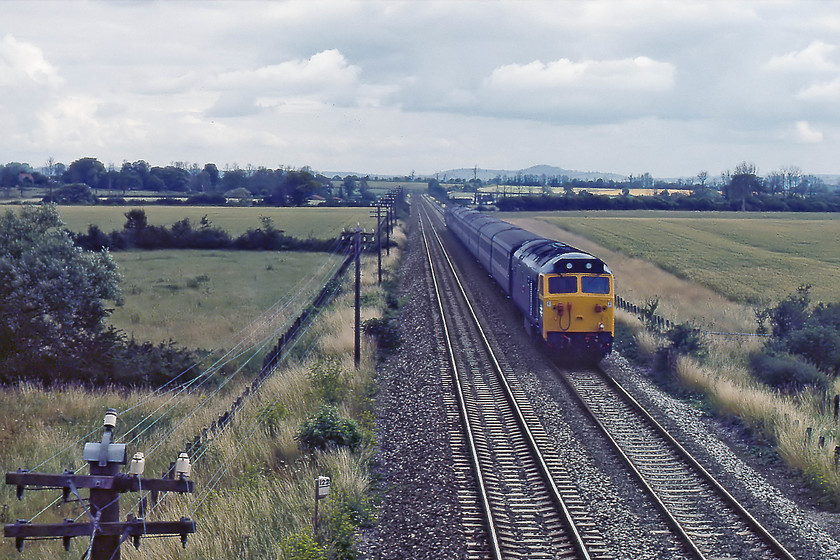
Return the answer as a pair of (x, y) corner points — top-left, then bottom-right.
(548, 275), (577, 294)
(581, 276), (611, 294)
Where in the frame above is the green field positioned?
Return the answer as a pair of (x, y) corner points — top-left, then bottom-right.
(43, 205), (378, 238)
(506, 211), (840, 305)
(109, 250), (342, 349)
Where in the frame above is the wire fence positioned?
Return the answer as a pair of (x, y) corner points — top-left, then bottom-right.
(614, 294), (769, 338)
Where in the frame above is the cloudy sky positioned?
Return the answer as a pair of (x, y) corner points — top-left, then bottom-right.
(2, 0), (838, 178)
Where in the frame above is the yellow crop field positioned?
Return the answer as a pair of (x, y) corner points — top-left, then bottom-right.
(506, 211), (840, 306)
(41, 205), (378, 238)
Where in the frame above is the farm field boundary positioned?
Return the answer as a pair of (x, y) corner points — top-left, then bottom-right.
(9, 205), (379, 239)
(505, 211), (840, 306)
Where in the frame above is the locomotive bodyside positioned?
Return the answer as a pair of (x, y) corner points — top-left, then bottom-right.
(445, 203), (614, 361)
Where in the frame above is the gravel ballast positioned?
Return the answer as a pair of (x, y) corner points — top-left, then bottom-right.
(357, 199), (840, 559)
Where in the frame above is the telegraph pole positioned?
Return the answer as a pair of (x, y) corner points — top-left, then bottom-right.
(354, 227), (361, 369)
(5, 408), (195, 559)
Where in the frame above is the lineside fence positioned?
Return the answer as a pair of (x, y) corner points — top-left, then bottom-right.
(614, 294), (677, 332)
(614, 294), (770, 338)
(616, 293), (840, 470)
(184, 249), (355, 458)
(185, 186), (404, 458)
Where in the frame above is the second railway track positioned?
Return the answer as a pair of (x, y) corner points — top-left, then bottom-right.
(557, 364), (797, 560)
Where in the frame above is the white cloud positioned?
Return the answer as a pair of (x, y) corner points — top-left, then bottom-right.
(797, 77), (840, 102)
(794, 121), (823, 143)
(764, 41), (839, 73)
(1, 1), (839, 176)
(208, 49), (397, 117)
(477, 56), (674, 121)
(486, 56), (674, 92)
(0, 34), (63, 87)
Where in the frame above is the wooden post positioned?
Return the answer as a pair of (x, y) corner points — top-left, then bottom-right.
(377, 205), (382, 285)
(354, 228), (361, 369)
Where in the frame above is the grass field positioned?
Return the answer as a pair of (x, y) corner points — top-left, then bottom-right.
(109, 250), (343, 349)
(509, 210), (840, 497)
(506, 211), (840, 306)
(37, 205), (378, 238)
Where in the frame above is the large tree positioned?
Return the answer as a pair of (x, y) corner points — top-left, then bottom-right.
(0, 205), (122, 383)
(63, 157), (107, 190)
(724, 161), (762, 211)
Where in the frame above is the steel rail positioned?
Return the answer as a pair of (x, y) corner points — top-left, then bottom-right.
(593, 365), (797, 560)
(418, 212), (502, 559)
(554, 366), (707, 559)
(420, 201), (592, 560)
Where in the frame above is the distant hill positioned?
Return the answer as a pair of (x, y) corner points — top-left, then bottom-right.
(429, 165), (626, 182)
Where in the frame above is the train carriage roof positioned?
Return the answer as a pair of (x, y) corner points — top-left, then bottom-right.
(462, 212), (497, 232)
(516, 239), (609, 274)
(491, 227), (543, 254)
(477, 221), (519, 240)
(446, 205), (610, 274)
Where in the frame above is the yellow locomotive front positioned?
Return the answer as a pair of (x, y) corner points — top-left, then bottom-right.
(537, 267), (614, 359)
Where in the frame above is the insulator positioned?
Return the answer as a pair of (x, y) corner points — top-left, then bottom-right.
(103, 408), (118, 429)
(129, 452), (146, 476)
(174, 452), (191, 479)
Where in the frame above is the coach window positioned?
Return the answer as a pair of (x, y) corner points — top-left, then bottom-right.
(548, 275), (577, 294)
(581, 276), (610, 294)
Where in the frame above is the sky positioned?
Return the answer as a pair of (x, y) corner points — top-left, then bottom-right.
(1, 0), (838, 179)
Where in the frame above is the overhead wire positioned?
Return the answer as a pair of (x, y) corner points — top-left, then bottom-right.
(21, 211), (367, 531)
(116, 225), (359, 518)
(125, 245), (352, 456)
(114, 234), (352, 451)
(146, 249), (355, 520)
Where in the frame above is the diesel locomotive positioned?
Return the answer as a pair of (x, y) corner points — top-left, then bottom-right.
(445, 203), (614, 361)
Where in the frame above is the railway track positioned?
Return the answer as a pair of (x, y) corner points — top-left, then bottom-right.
(419, 195), (799, 559)
(557, 364), (798, 560)
(419, 203), (610, 559)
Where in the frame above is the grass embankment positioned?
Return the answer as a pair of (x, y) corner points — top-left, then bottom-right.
(0, 227), (407, 559)
(511, 212), (840, 500)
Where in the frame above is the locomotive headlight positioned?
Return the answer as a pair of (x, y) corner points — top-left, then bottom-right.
(598, 323), (605, 331)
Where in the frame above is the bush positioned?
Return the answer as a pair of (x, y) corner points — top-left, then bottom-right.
(749, 351), (829, 391)
(759, 287), (840, 377)
(787, 326), (840, 376)
(280, 533), (326, 560)
(666, 322), (706, 357)
(296, 405), (361, 452)
(362, 318), (400, 350)
(310, 357), (349, 404)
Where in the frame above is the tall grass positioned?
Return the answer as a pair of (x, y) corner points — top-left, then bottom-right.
(614, 310), (840, 499)
(0, 225), (406, 559)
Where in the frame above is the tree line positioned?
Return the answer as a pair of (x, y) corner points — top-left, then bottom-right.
(73, 209), (337, 252)
(447, 162), (833, 197)
(481, 161), (840, 213)
(1, 158), (385, 206)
